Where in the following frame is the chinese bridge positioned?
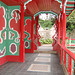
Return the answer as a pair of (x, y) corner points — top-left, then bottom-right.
(0, 0), (75, 75)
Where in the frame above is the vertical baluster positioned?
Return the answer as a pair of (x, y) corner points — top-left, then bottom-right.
(68, 56), (72, 75)
(64, 51), (66, 67)
(71, 60), (74, 75)
(66, 54), (69, 70)
(60, 48), (63, 64)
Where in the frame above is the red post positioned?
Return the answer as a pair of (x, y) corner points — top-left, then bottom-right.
(62, 2), (66, 46)
(60, 1), (66, 64)
(36, 16), (39, 45)
(64, 51), (66, 66)
(57, 14), (60, 54)
(68, 56), (72, 75)
(19, 4), (25, 62)
(58, 14), (60, 43)
(35, 16), (39, 37)
(60, 14), (62, 38)
(31, 16), (34, 53)
(60, 48), (63, 64)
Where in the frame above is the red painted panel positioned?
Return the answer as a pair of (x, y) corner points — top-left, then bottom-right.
(0, 7), (5, 31)
(1, 0), (27, 6)
(24, 19), (31, 40)
(25, 0), (61, 15)
(0, 55), (19, 65)
(10, 11), (21, 34)
(25, 49), (31, 53)
(26, 1), (39, 15)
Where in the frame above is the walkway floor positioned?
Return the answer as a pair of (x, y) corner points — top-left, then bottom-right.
(0, 45), (64, 75)
(37, 44), (53, 51)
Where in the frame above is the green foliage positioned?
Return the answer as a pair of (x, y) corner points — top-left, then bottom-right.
(66, 10), (75, 34)
(40, 38), (53, 45)
(39, 18), (55, 29)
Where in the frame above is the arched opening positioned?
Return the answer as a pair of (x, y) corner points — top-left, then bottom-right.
(0, 0), (75, 75)
(24, 0), (60, 53)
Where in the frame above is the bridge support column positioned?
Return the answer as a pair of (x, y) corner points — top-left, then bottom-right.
(35, 16), (38, 37)
(60, 2), (66, 64)
(58, 14), (60, 43)
(57, 14), (60, 54)
(31, 16), (34, 53)
(19, 4), (25, 62)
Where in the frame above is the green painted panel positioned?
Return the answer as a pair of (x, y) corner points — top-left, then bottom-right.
(66, 11), (72, 13)
(67, 0), (75, 1)
(6, 6), (20, 56)
(34, 11), (57, 17)
(67, 4), (75, 6)
(0, 1), (20, 58)
(0, 1), (8, 57)
(24, 17), (31, 49)
(66, 8), (74, 10)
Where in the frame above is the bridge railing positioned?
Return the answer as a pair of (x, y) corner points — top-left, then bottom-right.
(58, 43), (75, 75)
(67, 38), (75, 46)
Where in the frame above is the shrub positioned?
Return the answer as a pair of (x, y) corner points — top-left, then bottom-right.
(39, 38), (53, 45)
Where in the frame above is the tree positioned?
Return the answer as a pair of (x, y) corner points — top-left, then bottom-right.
(39, 18), (55, 29)
(66, 10), (75, 32)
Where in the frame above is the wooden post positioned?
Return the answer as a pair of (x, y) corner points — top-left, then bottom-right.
(35, 16), (39, 37)
(36, 16), (39, 45)
(58, 14), (60, 43)
(60, 13), (62, 38)
(31, 16), (34, 53)
(64, 51), (66, 66)
(19, 4), (25, 62)
(68, 56), (72, 75)
(60, 1), (66, 64)
(62, 2), (66, 46)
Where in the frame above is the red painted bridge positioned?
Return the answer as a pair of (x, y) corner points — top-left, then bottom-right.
(0, 0), (75, 75)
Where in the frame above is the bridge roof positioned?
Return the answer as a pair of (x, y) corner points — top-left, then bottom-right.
(1, 0), (75, 17)
(58, 0), (75, 17)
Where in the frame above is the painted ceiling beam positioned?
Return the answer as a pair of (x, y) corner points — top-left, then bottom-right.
(67, 1), (75, 4)
(66, 6), (75, 8)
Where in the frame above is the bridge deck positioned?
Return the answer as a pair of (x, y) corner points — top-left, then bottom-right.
(0, 45), (64, 75)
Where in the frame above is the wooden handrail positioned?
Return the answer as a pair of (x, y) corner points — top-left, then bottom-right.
(58, 43), (75, 60)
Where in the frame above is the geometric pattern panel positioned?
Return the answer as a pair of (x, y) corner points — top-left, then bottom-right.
(27, 64), (51, 72)
(34, 57), (50, 62)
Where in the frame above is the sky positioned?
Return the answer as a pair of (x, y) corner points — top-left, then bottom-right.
(39, 14), (55, 20)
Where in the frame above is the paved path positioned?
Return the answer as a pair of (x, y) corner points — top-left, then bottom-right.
(0, 53), (64, 75)
(37, 44), (53, 51)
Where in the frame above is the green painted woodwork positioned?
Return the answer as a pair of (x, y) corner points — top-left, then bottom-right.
(24, 0), (32, 9)
(24, 17), (31, 49)
(66, 13), (70, 14)
(66, 8), (74, 10)
(34, 11), (57, 17)
(67, 40), (75, 44)
(58, 0), (74, 16)
(6, 6), (20, 56)
(0, 1), (8, 57)
(0, 1), (20, 58)
(67, 0), (75, 1)
(72, 59), (74, 75)
(67, 4), (75, 7)
(66, 11), (72, 13)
